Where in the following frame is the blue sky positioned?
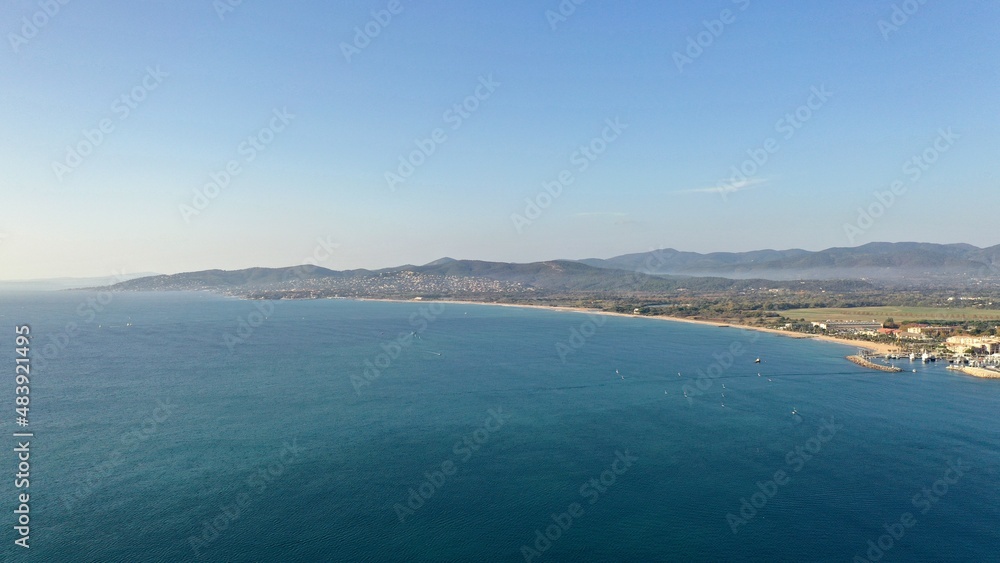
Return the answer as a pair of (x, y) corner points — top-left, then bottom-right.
(1, 0), (997, 279)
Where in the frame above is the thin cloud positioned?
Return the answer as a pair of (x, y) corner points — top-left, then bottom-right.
(676, 177), (768, 195)
(574, 212), (630, 218)
(574, 212), (641, 226)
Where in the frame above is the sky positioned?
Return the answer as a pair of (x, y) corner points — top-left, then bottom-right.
(1, 0), (997, 280)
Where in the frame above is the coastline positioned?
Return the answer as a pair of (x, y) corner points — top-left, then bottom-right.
(356, 297), (899, 356)
(956, 366), (1000, 379)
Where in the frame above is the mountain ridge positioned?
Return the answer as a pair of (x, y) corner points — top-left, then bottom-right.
(88, 242), (999, 296)
(579, 242), (1000, 280)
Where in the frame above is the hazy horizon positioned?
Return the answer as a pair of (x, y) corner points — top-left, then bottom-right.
(1, 239), (998, 283)
(2, 1), (998, 279)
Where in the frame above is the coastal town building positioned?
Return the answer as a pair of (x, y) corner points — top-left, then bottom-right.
(811, 321), (882, 333)
(897, 331), (932, 341)
(945, 336), (1000, 354)
(905, 325), (955, 335)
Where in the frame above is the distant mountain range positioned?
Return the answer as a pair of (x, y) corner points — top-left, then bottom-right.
(88, 242), (1000, 297)
(0, 272), (159, 291)
(100, 260), (850, 295)
(580, 242), (1000, 281)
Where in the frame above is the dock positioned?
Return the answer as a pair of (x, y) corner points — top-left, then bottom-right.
(847, 355), (903, 372)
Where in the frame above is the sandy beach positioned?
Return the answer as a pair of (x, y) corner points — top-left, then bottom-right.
(365, 298), (900, 356)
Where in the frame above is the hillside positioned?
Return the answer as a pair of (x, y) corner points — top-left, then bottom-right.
(92, 259), (871, 297)
(580, 242), (1000, 281)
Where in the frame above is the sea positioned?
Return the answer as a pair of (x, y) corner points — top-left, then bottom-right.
(0, 291), (997, 562)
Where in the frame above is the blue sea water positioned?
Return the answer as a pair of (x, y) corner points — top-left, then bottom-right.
(0, 291), (998, 562)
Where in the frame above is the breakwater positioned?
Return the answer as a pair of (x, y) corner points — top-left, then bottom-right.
(847, 355), (903, 372)
(955, 366), (1000, 379)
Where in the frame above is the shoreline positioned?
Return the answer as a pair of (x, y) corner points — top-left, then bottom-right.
(356, 297), (900, 356)
(955, 366), (1000, 379)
